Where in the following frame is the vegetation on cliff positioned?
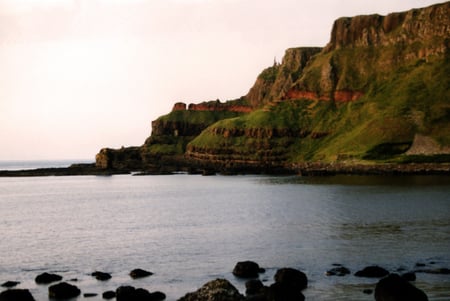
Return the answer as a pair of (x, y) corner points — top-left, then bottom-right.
(96, 1), (450, 174)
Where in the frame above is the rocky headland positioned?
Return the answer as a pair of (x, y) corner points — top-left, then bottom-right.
(91, 2), (450, 176)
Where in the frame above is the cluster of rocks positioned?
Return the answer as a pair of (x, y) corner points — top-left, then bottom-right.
(0, 268), (162, 301)
(1, 261), (448, 301)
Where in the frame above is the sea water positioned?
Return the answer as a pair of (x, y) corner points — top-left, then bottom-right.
(0, 172), (449, 300)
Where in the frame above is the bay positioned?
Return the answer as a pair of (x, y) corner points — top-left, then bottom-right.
(0, 173), (449, 300)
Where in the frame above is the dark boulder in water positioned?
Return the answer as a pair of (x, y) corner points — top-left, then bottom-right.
(116, 286), (165, 301)
(326, 266), (351, 276)
(0, 289), (35, 301)
(129, 268), (153, 279)
(355, 266), (389, 278)
(91, 271), (112, 281)
(102, 290), (116, 299)
(375, 273), (428, 301)
(245, 279), (265, 296)
(232, 261), (265, 278)
(178, 278), (245, 301)
(0, 281), (20, 288)
(48, 282), (81, 299)
(35, 272), (63, 284)
(273, 268), (308, 291)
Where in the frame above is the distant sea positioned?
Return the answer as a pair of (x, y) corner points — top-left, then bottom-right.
(0, 159), (93, 171)
(0, 165), (449, 300)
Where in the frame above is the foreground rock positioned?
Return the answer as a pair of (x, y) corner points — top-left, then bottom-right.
(48, 282), (81, 299)
(0, 281), (20, 288)
(355, 266), (389, 278)
(35, 272), (63, 284)
(375, 274), (428, 301)
(178, 279), (245, 301)
(91, 271), (112, 281)
(232, 261), (265, 278)
(130, 268), (154, 279)
(0, 289), (35, 301)
(116, 286), (165, 301)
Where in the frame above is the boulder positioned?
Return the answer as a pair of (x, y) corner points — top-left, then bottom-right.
(1, 281), (20, 288)
(129, 268), (153, 279)
(355, 266), (389, 278)
(273, 268), (308, 291)
(375, 274), (428, 301)
(91, 271), (112, 281)
(116, 286), (136, 301)
(325, 266), (351, 276)
(232, 261), (265, 278)
(84, 293), (98, 298)
(102, 290), (116, 299)
(0, 289), (35, 301)
(35, 272), (63, 284)
(48, 282), (81, 299)
(267, 282), (305, 301)
(178, 278), (245, 301)
(115, 286), (165, 301)
(150, 291), (166, 301)
(245, 279), (265, 296)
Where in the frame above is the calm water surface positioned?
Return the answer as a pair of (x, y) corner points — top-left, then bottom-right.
(0, 174), (449, 300)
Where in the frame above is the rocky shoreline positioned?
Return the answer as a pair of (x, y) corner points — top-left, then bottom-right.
(1, 162), (450, 177)
(1, 261), (449, 301)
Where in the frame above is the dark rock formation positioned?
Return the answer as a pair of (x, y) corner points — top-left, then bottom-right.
(325, 266), (351, 276)
(401, 272), (416, 281)
(102, 290), (116, 299)
(84, 293), (98, 298)
(48, 282), (81, 299)
(0, 289), (35, 301)
(245, 279), (265, 296)
(273, 268), (308, 292)
(35, 272), (63, 284)
(375, 273), (428, 301)
(1, 281), (20, 288)
(129, 268), (153, 279)
(178, 278), (244, 301)
(355, 266), (389, 278)
(91, 271), (112, 281)
(232, 261), (265, 278)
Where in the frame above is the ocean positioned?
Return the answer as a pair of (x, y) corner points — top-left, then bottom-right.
(0, 162), (449, 300)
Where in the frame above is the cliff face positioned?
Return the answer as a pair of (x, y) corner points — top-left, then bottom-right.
(96, 2), (450, 173)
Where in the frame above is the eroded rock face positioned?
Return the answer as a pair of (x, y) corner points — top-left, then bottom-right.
(178, 279), (245, 301)
(375, 274), (428, 301)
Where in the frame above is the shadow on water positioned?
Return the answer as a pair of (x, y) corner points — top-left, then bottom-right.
(260, 174), (450, 186)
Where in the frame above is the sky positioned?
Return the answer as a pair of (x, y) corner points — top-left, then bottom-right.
(0, 0), (444, 161)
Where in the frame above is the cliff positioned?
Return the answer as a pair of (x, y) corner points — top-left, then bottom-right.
(96, 1), (450, 174)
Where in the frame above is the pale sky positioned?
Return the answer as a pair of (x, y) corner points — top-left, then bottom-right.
(0, 0), (443, 160)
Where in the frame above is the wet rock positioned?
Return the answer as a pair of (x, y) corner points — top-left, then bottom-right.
(150, 291), (166, 301)
(273, 268), (308, 291)
(116, 286), (136, 301)
(84, 293), (98, 298)
(0, 289), (35, 301)
(325, 266), (351, 276)
(1, 281), (20, 288)
(355, 266), (389, 278)
(91, 271), (112, 281)
(375, 273), (428, 301)
(178, 278), (245, 301)
(267, 282), (305, 301)
(102, 290), (116, 299)
(129, 268), (153, 279)
(48, 282), (81, 299)
(35, 272), (63, 284)
(245, 279), (265, 296)
(401, 272), (416, 281)
(232, 261), (265, 278)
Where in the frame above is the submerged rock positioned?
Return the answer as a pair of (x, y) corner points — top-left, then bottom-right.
(0, 289), (35, 301)
(48, 282), (81, 299)
(91, 271), (112, 281)
(35, 272), (63, 284)
(375, 273), (428, 301)
(326, 266), (351, 276)
(355, 266), (389, 278)
(178, 278), (245, 301)
(1, 281), (20, 288)
(129, 268), (153, 279)
(232, 261), (265, 278)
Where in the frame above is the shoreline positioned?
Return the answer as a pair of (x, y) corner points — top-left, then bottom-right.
(0, 162), (450, 177)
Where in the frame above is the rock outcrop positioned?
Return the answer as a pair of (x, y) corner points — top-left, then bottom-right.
(96, 2), (450, 175)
